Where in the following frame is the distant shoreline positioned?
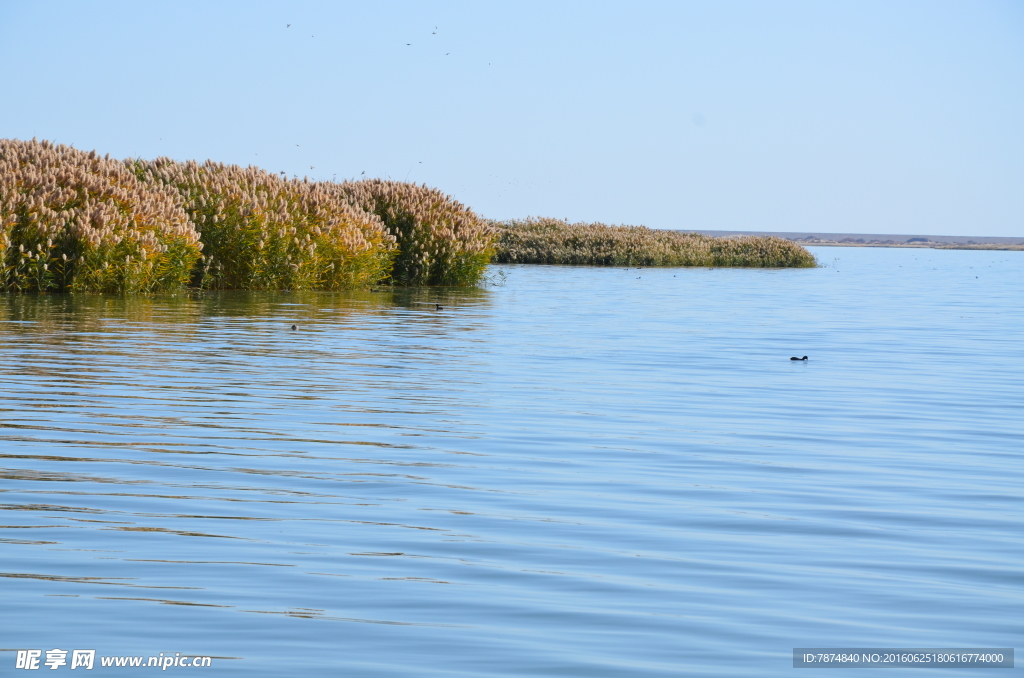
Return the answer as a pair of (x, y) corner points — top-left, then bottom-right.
(689, 230), (1024, 251)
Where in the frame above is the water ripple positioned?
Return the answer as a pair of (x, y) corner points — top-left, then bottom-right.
(1, 251), (1022, 676)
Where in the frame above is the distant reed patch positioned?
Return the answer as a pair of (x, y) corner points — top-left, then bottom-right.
(339, 179), (497, 286)
(1, 139), (201, 293)
(494, 218), (817, 268)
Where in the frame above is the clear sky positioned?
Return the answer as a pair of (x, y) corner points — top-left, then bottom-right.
(2, 0), (1021, 236)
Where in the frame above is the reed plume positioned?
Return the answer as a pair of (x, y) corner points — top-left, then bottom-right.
(131, 159), (396, 290)
(338, 179), (497, 286)
(0, 138), (201, 293)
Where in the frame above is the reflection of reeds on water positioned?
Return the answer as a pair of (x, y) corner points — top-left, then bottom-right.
(0, 292), (205, 340)
(0, 288), (494, 349)
(494, 218), (818, 268)
(1, 139), (202, 293)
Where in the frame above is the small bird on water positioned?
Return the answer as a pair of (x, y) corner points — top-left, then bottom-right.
(790, 356), (808, 361)
(291, 324), (297, 331)
(435, 304), (444, 310)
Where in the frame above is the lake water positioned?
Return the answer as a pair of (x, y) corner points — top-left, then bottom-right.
(1, 246), (1021, 676)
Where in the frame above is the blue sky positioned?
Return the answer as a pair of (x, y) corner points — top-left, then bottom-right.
(2, 0), (1021, 236)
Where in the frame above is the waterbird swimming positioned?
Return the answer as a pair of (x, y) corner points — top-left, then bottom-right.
(435, 304), (444, 310)
(291, 325), (297, 331)
(790, 356), (808, 361)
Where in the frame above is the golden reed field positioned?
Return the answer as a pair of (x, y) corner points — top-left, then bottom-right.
(1, 139), (815, 293)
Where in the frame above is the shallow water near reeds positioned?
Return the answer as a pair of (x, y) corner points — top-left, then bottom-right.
(1, 247), (1022, 676)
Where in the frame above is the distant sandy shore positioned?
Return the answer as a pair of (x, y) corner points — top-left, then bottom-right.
(689, 230), (1024, 251)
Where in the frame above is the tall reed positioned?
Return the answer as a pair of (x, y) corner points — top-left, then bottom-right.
(1, 139), (201, 293)
(339, 179), (497, 286)
(131, 159), (396, 290)
(494, 218), (817, 268)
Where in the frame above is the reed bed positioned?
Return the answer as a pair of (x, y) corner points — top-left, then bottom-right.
(339, 179), (497, 286)
(494, 218), (817, 268)
(132, 159), (397, 290)
(1, 139), (201, 293)
(3, 138), (810, 295)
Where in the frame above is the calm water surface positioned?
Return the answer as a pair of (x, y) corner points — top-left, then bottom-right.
(1, 247), (1021, 676)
